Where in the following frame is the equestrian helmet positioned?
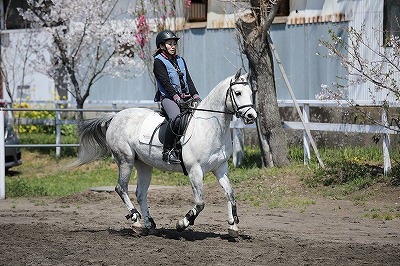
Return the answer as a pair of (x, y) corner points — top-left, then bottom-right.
(156, 30), (180, 48)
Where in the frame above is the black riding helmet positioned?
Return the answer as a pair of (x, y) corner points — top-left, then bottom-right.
(156, 30), (180, 48)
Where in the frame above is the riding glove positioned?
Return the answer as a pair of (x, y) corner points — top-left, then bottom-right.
(175, 97), (185, 107)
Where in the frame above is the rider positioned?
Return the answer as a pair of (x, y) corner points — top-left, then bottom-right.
(153, 30), (201, 164)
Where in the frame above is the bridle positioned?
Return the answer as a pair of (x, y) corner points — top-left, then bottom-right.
(183, 79), (255, 119)
(226, 79), (254, 119)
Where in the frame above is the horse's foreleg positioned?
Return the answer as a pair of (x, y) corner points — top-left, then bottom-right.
(214, 163), (239, 238)
(176, 166), (205, 232)
(135, 160), (156, 232)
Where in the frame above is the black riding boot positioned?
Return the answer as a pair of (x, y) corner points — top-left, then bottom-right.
(162, 120), (181, 164)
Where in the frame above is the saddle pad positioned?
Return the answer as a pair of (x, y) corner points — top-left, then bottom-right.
(138, 112), (165, 146)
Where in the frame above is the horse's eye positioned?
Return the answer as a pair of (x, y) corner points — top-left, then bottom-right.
(235, 91), (241, 96)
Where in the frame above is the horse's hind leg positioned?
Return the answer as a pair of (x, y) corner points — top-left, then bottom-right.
(114, 152), (142, 228)
(134, 160), (156, 232)
(214, 162), (240, 238)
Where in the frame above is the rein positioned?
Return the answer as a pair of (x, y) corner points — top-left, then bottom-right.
(182, 80), (254, 118)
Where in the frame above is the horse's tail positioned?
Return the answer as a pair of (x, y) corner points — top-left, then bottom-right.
(68, 113), (115, 168)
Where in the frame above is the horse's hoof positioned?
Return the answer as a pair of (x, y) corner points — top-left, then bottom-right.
(176, 219), (188, 232)
(130, 220), (143, 235)
(131, 226), (143, 236)
(143, 224), (157, 236)
(228, 228), (239, 238)
(131, 225), (155, 236)
(228, 223), (239, 238)
(132, 220), (142, 228)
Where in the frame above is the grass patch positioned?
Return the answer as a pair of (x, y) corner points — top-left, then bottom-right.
(6, 151), (216, 197)
(236, 183), (316, 209)
(301, 145), (398, 200)
(6, 153), (117, 197)
(363, 206), (400, 221)
(4, 145), (398, 205)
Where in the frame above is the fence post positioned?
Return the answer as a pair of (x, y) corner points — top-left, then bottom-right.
(0, 109), (5, 199)
(55, 103), (61, 157)
(302, 104), (311, 165)
(382, 106), (391, 176)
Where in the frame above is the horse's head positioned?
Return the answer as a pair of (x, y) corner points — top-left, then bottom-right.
(226, 69), (257, 124)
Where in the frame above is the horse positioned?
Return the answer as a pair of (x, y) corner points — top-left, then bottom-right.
(70, 69), (257, 238)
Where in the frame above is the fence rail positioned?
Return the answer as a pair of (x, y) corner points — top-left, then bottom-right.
(231, 102), (398, 176)
(0, 101), (398, 199)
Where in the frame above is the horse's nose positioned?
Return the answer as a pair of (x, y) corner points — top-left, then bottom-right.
(245, 110), (257, 124)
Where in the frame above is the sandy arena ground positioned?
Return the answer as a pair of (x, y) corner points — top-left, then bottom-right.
(0, 182), (399, 266)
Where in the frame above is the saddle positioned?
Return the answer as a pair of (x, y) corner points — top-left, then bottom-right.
(149, 102), (195, 175)
(156, 107), (192, 146)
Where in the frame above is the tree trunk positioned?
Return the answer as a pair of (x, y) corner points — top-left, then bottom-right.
(237, 6), (290, 167)
(248, 39), (289, 167)
(76, 95), (85, 121)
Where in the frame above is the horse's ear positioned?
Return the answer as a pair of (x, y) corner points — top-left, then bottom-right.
(234, 68), (241, 80)
(243, 72), (249, 81)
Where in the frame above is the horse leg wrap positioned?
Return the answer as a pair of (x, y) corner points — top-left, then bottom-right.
(185, 209), (198, 225)
(231, 205), (239, 224)
(126, 208), (142, 221)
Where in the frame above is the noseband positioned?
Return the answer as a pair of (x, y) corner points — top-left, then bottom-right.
(226, 79), (254, 119)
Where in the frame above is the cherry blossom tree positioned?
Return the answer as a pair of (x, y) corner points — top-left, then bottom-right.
(0, 30), (37, 103)
(318, 25), (400, 132)
(131, 0), (185, 86)
(18, 0), (146, 115)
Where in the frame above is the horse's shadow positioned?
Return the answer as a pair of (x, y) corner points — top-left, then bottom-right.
(106, 227), (247, 242)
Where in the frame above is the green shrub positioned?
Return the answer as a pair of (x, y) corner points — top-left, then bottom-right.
(301, 146), (397, 199)
(14, 102), (56, 134)
(13, 102), (78, 138)
(6, 178), (49, 197)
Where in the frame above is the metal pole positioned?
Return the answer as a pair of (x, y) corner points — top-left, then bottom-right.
(302, 104), (311, 165)
(55, 103), (61, 157)
(382, 106), (391, 176)
(0, 109), (5, 199)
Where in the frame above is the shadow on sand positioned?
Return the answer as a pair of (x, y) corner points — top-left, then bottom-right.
(106, 227), (252, 242)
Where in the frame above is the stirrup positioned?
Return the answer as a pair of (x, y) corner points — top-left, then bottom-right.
(162, 149), (181, 164)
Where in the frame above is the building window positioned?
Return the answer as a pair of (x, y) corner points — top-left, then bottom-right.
(276, 0), (290, 17)
(188, 0), (207, 22)
(384, 0), (400, 43)
(16, 85), (30, 99)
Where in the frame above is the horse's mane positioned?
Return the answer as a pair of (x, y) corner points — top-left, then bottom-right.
(200, 75), (232, 108)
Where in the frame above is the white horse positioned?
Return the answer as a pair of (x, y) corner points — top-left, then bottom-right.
(70, 69), (257, 237)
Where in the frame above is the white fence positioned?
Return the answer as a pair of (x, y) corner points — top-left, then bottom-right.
(1, 100), (399, 199)
(232, 100), (399, 175)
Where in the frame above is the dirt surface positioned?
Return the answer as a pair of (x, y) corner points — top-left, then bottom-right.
(0, 182), (399, 266)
